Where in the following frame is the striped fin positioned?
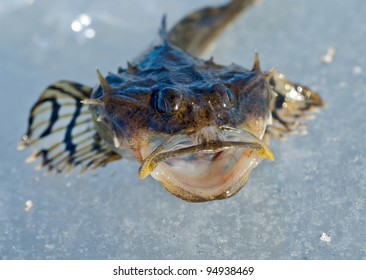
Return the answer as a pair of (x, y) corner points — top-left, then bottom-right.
(266, 73), (325, 139)
(17, 81), (121, 175)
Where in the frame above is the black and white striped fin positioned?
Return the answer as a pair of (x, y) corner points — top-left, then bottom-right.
(266, 73), (325, 139)
(17, 81), (121, 175)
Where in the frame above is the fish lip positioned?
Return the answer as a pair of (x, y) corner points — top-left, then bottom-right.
(138, 126), (274, 180)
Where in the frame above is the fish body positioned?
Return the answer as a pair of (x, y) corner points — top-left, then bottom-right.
(18, 0), (324, 202)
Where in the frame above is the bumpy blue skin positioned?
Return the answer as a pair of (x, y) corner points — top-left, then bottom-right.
(92, 43), (271, 139)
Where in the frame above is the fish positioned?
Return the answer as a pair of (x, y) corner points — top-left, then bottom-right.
(17, 0), (324, 202)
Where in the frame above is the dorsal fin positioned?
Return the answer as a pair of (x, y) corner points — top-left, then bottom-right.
(159, 14), (169, 44)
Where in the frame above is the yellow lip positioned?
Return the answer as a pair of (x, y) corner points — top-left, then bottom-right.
(257, 143), (275, 161)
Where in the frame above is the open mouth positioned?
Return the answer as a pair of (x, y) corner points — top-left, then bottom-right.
(138, 126), (274, 202)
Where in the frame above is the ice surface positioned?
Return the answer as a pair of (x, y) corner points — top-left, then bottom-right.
(320, 233), (332, 243)
(1, 0), (366, 259)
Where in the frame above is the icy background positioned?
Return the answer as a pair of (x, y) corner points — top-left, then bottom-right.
(1, 0), (365, 259)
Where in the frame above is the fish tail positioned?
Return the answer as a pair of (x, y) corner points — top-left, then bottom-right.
(168, 0), (259, 57)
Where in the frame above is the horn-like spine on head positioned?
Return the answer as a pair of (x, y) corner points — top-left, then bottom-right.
(252, 52), (262, 73)
(80, 99), (104, 105)
(96, 68), (112, 93)
(81, 69), (112, 106)
(127, 61), (140, 74)
(205, 57), (217, 67)
(159, 14), (168, 43)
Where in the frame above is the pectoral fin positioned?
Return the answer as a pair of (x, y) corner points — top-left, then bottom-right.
(266, 72), (325, 139)
(17, 81), (121, 175)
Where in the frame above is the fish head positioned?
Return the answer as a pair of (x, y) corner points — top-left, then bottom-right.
(90, 47), (275, 202)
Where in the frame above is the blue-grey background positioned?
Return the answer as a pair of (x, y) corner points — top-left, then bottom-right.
(0, 0), (365, 259)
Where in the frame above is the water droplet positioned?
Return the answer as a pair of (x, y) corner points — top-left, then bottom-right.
(321, 46), (336, 64)
(24, 200), (33, 212)
(71, 14), (95, 42)
(353, 66), (362, 75)
(84, 28), (95, 39)
(320, 232), (331, 243)
(78, 14), (92, 26)
(71, 21), (83, 32)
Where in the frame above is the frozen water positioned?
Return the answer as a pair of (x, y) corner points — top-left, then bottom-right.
(1, 0), (366, 259)
(23, 200), (33, 212)
(320, 233), (332, 243)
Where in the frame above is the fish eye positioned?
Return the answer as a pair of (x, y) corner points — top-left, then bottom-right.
(222, 88), (236, 108)
(152, 87), (181, 115)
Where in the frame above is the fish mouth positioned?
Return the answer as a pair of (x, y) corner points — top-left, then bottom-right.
(138, 126), (274, 202)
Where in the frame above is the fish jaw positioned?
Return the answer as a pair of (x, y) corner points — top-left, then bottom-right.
(148, 148), (263, 202)
(138, 126), (274, 202)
